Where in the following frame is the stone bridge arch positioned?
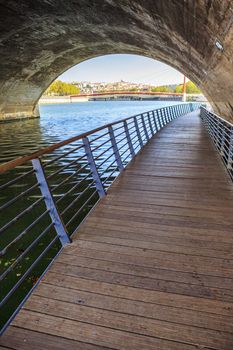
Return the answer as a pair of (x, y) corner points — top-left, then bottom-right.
(0, 1), (232, 121)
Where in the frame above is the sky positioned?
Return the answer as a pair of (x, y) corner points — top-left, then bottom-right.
(59, 54), (185, 86)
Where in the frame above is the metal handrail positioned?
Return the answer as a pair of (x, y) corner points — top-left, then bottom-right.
(200, 107), (233, 180)
(0, 102), (201, 334)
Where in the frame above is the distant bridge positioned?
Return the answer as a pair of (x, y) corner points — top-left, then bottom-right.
(73, 91), (183, 97)
(39, 91), (207, 105)
(70, 91), (206, 102)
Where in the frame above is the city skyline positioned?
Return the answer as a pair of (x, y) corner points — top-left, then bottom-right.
(59, 54), (186, 86)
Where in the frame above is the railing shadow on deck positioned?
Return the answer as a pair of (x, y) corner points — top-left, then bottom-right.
(0, 102), (201, 334)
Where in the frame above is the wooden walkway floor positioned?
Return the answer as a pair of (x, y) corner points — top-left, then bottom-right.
(1, 111), (233, 350)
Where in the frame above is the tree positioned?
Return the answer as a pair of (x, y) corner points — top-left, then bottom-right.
(175, 81), (201, 94)
(174, 84), (183, 93)
(45, 80), (80, 96)
(151, 85), (173, 93)
(186, 81), (201, 94)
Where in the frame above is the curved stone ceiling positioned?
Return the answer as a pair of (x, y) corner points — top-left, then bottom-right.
(0, 1), (232, 121)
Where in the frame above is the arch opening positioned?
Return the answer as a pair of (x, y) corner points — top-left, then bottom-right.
(39, 54), (206, 105)
(0, 1), (232, 121)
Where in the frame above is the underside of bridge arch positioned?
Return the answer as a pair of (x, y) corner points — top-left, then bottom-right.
(0, 1), (233, 122)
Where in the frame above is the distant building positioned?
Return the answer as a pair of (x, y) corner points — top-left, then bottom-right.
(72, 80), (153, 93)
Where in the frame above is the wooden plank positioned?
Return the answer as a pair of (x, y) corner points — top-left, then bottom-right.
(82, 217), (233, 242)
(50, 260), (233, 302)
(21, 295), (233, 349)
(88, 209), (233, 232)
(103, 191), (233, 211)
(77, 226), (233, 251)
(68, 233), (233, 260)
(112, 179), (233, 191)
(56, 252), (233, 290)
(126, 167), (227, 179)
(12, 310), (199, 350)
(34, 283), (233, 333)
(110, 181), (233, 198)
(42, 272), (233, 316)
(65, 241), (233, 279)
(0, 327), (110, 350)
(92, 202), (233, 222)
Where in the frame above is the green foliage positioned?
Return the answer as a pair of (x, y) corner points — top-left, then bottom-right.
(151, 81), (201, 94)
(175, 81), (201, 94)
(44, 80), (201, 96)
(174, 84), (183, 93)
(45, 80), (80, 96)
(151, 85), (173, 93)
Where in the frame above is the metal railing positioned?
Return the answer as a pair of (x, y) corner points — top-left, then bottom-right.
(0, 102), (200, 333)
(200, 107), (233, 180)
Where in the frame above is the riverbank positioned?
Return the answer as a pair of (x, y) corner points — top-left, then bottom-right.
(39, 94), (206, 105)
(39, 96), (89, 104)
(0, 115), (40, 124)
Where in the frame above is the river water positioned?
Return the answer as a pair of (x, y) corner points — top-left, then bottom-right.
(0, 100), (181, 164)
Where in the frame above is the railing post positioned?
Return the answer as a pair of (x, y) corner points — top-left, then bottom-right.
(219, 123), (225, 156)
(169, 107), (173, 120)
(108, 126), (124, 172)
(157, 110), (162, 127)
(165, 107), (170, 124)
(161, 109), (166, 125)
(152, 111), (158, 132)
(177, 104), (181, 116)
(179, 104), (182, 116)
(173, 106), (177, 119)
(160, 110), (164, 125)
(216, 118), (222, 151)
(168, 107), (172, 121)
(124, 120), (135, 157)
(147, 112), (154, 135)
(141, 114), (149, 142)
(134, 116), (143, 148)
(212, 116), (218, 145)
(157, 110), (161, 128)
(156, 111), (162, 129)
(32, 158), (71, 246)
(171, 107), (174, 120)
(182, 104), (185, 114)
(162, 110), (165, 124)
(83, 136), (106, 198)
(171, 106), (175, 118)
(180, 104), (183, 115)
(167, 107), (172, 122)
(163, 109), (168, 124)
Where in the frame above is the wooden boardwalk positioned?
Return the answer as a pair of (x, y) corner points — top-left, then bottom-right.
(1, 111), (233, 350)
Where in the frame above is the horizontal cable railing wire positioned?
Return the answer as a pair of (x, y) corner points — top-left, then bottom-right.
(0, 102), (200, 334)
(200, 106), (233, 180)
